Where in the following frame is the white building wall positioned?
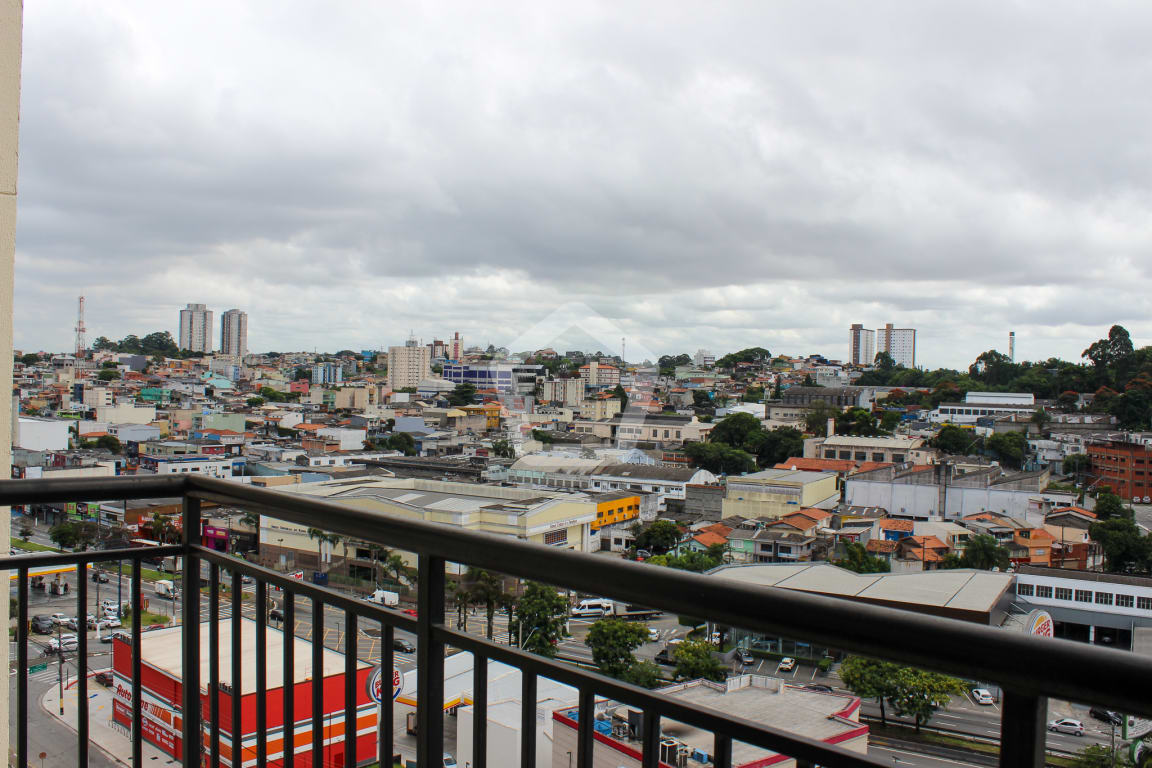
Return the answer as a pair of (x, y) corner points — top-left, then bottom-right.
(316, 427), (368, 451)
(15, 418), (71, 451)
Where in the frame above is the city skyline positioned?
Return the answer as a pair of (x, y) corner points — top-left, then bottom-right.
(11, 3), (1152, 366)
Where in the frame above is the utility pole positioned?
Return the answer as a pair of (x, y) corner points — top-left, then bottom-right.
(56, 623), (64, 715)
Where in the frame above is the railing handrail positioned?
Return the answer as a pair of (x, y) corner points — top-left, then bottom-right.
(2, 474), (1150, 720)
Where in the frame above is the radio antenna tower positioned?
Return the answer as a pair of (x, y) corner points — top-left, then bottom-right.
(74, 296), (87, 358)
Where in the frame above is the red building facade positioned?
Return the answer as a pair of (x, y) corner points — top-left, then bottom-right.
(1086, 439), (1152, 502)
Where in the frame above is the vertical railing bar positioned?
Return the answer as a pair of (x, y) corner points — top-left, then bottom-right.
(379, 622), (394, 768)
(520, 670), (537, 768)
(312, 597), (323, 768)
(713, 733), (732, 768)
(344, 611), (358, 768)
(472, 653), (488, 768)
(77, 562), (89, 766)
(284, 590), (295, 768)
(132, 559), (143, 768)
(641, 708), (660, 768)
(256, 579), (268, 766)
(209, 563), (220, 768)
(231, 568), (243, 768)
(182, 495), (202, 768)
(999, 690), (1047, 768)
(415, 556), (446, 768)
(17, 566), (28, 768)
(576, 688), (594, 768)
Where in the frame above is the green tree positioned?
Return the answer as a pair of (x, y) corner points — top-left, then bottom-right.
(932, 425), (974, 455)
(92, 336), (116, 351)
(716, 347), (772, 370)
(839, 656), (901, 725)
(836, 407), (881, 437)
(673, 640), (726, 682)
(510, 582), (568, 657)
(1071, 744), (1136, 768)
(621, 660), (661, 688)
(19, 525), (32, 541)
(709, 412), (763, 448)
(1093, 491), (1131, 522)
(490, 439), (515, 459)
(385, 432), (418, 456)
(658, 353), (692, 376)
(1063, 453), (1090, 478)
(683, 442), (757, 475)
(49, 522), (79, 549)
(887, 667), (964, 733)
(446, 382), (477, 406)
(834, 543), (891, 574)
(691, 390), (712, 408)
(745, 427), (805, 467)
(140, 331), (180, 357)
(1089, 517), (1152, 573)
(93, 435), (122, 454)
(633, 520), (682, 554)
(803, 401), (841, 434)
(96, 369), (120, 381)
(247, 396), (266, 407)
(611, 384), (629, 411)
(464, 568), (509, 640)
(585, 618), (648, 679)
(19, 352), (39, 366)
(986, 431), (1028, 469)
(742, 386), (765, 403)
(961, 534), (1010, 571)
(307, 527), (340, 573)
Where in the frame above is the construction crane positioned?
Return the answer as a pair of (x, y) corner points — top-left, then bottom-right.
(74, 296), (86, 358)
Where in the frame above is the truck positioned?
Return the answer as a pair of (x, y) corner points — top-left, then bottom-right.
(365, 589), (399, 607)
(154, 580), (177, 599)
(570, 598), (661, 620)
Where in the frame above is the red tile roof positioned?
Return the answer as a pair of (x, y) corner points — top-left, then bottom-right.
(866, 540), (897, 554)
(878, 519), (914, 532)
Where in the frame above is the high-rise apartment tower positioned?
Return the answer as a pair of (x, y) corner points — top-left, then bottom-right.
(178, 303), (213, 353)
(220, 309), (248, 357)
(849, 324), (876, 366)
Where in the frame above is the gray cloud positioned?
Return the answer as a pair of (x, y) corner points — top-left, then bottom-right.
(12, 1), (1152, 367)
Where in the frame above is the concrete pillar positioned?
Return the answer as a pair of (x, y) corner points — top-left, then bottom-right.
(0, 0), (21, 760)
(1088, 625), (1095, 644)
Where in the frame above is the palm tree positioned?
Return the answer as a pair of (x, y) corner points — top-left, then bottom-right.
(464, 567), (507, 640)
(384, 553), (410, 587)
(307, 528), (339, 573)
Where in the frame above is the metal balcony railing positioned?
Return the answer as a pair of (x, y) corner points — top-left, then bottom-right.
(2, 474), (1151, 768)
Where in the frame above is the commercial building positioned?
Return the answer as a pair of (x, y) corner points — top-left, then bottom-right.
(441, 362), (541, 395)
(111, 619), (377, 766)
(219, 308), (248, 357)
(387, 339), (432, 391)
(848, 324), (875, 366)
(552, 677), (868, 768)
(1013, 566), (1152, 649)
(876, 322), (916, 368)
(1086, 437), (1152, 502)
(722, 469), (840, 520)
(178, 303), (213, 353)
(13, 416), (71, 451)
(803, 435), (930, 465)
(590, 464), (719, 510)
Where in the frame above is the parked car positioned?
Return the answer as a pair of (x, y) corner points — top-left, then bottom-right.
(47, 634), (79, 654)
(100, 599), (119, 611)
(777, 658), (796, 672)
(971, 688), (995, 705)
(93, 671), (114, 687)
(402, 608), (418, 618)
(49, 613), (69, 626)
(1089, 707), (1123, 727)
(393, 638), (416, 654)
(736, 649), (754, 666)
(92, 570), (110, 583)
(803, 684), (834, 693)
(101, 631), (131, 645)
(442, 754), (457, 768)
(1048, 718), (1085, 736)
(647, 627), (660, 642)
(96, 617), (122, 630)
(31, 615), (54, 635)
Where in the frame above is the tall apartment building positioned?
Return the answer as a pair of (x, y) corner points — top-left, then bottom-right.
(178, 303), (213, 353)
(849, 324), (875, 366)
(312, 361), (343, 386)
(449, 332), (464, 361)
(387, 339), (431, 390)
(876, 323), (916, 368)
(579, 361), (621, 389)
(219, 309), (248, 357)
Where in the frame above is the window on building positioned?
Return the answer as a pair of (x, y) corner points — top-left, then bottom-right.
(1036, 585), (1053, 598)
(1138, 597), (1152, 611)
(1017, 583), (1034, 596)
(1116, 594), (1134, 608)
(1075, 589), (1092, 602)
(1055, 587), (1072, 601)
(854, 452), (867, 461)
(892, 454), (905, 462)
(824, 450), (836, 459)
(544, 529), (568, 546)
(873, 453), (885, 462)
(1095, 592), (1113, 606)
(839, 451), (851, 459)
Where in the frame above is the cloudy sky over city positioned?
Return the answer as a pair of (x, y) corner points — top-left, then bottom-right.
(13, 2), (1152, 367)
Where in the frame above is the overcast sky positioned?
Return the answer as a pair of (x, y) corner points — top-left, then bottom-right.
(13, 2), (1152, 368)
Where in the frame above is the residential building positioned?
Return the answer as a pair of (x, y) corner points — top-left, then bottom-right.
(387, 339), (432, 390)
(219, 308), (248, 357)
(178, 302), (213, 353)
(449, 331), (464, 361)
(1086, 436), (1152, 502)
(311, 361), (343, 386)
(540, 377), (584, 406)
(578, 361), (620, 389)
(849, 323), (875, 366)
(722, 469), (839, 520)
(803, 435), (930, 465)
(13, 417), (71, 451)
(693, 348), (715, 368)
(876, 322), (916, 368)
(577, 397), (621, 421)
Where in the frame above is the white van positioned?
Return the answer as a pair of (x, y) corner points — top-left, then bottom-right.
(571, 598), (614, 617)
(365, 589), (399, 607)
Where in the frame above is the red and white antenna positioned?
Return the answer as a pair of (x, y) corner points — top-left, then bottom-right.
(75, 296), (87, 358)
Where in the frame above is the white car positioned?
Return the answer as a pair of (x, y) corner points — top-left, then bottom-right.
(97, 617), (122, 630)
(1048, 718), (1084, 736)
(47, 634), (79, 653)
(49, 613), (68, 626)
(648, 627), (660, 642)
(971, 688), (995, 705)
(777, 657), (797, 672)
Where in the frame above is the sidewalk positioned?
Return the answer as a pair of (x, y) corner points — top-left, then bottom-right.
(42, 673), (173, 766)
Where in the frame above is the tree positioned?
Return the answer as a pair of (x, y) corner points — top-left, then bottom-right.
(19, 525), (32, 541)
(49, 522), (80, 549)
(490, 439), (515, 459)
(92, 336), (116, 351)
(839, 656), (901, 725)
(621, 660), (661, 688)
(385, 432), (418, 456)
(683, 442), (757, 475)
(307, 527), (339, 573)
(140, 331), (180, 357)
(691, 390), (712, 408)
(961, 534), (1010, 571)
(803, 401), (841, 434)
(1063, 453), (1090, 478)
(96, 369), (120, 381)
(887, 667), (964, 733)
(1093, 491), (1131, 522)
(1071, 744), (1136, 768)
(611, 384), (629, 411)
(446, 382), (477, 406)
(584, 619), (647, 679)
(384, 553), (410, 586)
(633, 520), (682, 554)
(247, 396), (266, 407)
(835, 543), (891, 574)
(1089, 517), (1152, 573)
(93, 435), (122, 453)
(510, 582), (568, 657)
(836, 407), (881, 437)
(709, 412), (763, 448)
(932, 425), (975, 455)
(986, 431), (1028, 470)
(745, 427), (804, 467)
(464, 568), (509, 640)
(19, 352), (39, 366)
(673, 640), (726, 682)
